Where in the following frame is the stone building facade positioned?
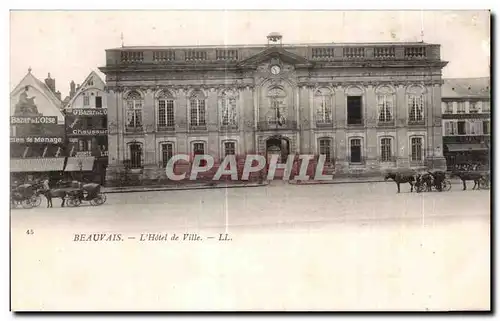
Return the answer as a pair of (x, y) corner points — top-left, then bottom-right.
(441, 77), (490, 170)
(99, 34), (448, 182)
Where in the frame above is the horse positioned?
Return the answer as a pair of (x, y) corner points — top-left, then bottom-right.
(39, 188), (70, 208)
(384, 172), (416, 193)
(449, 170), (484, 191)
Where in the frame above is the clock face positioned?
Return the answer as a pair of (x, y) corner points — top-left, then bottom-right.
(270, 65), (281, 75)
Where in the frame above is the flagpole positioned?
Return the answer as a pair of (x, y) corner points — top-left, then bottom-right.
(420, 10), (424, 42)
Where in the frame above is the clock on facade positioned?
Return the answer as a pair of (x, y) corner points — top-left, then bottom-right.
(270, 65), (281, 75)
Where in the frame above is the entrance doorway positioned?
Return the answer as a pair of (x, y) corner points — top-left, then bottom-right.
(266, 136), (290, 164)
(265, 136), (291, 179)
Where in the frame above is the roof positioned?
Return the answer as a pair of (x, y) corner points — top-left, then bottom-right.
(10, 70), (62, 108)
(108, 41), (434, 51)
(64, 70), (106, 108)
(442, 77), (490, 99)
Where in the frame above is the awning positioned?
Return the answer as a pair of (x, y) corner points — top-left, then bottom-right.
(446, 144), (489, 152)
(65, 157), (96, 172)
(10, 158), (65, 172)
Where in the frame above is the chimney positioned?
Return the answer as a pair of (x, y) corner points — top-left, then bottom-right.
(55, 91), (62, 101)
(45, 73), (56, 93)
(76, 84), (81, 91)
(70, 80), (76, 98)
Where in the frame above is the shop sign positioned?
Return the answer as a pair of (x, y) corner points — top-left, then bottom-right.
(69, 129), (108, 136)
(66, 108), (107, 116)
(10, 116), (58, 124)
(10, 136), (64, 144)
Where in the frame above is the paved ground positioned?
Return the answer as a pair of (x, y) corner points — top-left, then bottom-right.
(11, 181), (491, 311)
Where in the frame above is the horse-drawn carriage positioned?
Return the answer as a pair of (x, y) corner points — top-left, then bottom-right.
(10, 183), (43, 209)
(414, 171), (452, 193)
(65, 182), (107, 207)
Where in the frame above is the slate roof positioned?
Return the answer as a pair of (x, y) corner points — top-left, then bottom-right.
(442, 77), (490, 99)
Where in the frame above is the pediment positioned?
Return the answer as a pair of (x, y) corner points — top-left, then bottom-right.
(238, 47), (313, 68)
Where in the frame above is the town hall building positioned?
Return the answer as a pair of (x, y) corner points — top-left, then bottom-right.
(99, 33), (448, 182)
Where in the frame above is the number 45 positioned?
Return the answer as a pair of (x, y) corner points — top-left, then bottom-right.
(26, 229), (34, 235)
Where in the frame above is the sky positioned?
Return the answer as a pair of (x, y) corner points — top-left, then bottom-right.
(10, 10), (490, 98)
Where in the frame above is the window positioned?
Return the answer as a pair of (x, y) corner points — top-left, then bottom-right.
(376, 86), (395, 123)
(380, 138), (392, 162)
(78, 140), (85, 151)
(444, 121), (457, 136)
(220, 91), (238, 126)
(482, 101), (490, 113)
(444, 102), (453, 114)
(410, 137), (423, 162)
(83, 95), (90, 106)
(87, 78), (94, 86)
(319, 138), (332, 163)
(125, 91), (143, 129)
(268, 87), (287, 125)
(469, 102), (479, 113)
(408, 95), (424, 122)
(76, 139), (93, 153)
(95, 96), (102, 108)
(350, 138), (362, 163)
(457, 121), (466, 135)
(161, 143), (174, 168)
(469, 121), (482, 135)
(457, 102), (466, 114)
(129, 143), (142, 168)
(223, 141), (236, 156)
(190, 91), (206, 127)
(347, 96), (363, 125)
(377, 95), (393, 122)
(483, 120), (490, 135)
(315, 88), (333, 124)
(407, 85), (425, 123)
(157, 91), (175, 128)
(193, 142), (206, 166)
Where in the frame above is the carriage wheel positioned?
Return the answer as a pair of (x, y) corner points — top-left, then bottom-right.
(91, 193), (106, 206)
(479, 178), (489, 189)
(21, 199), (33, 209)
(416, 184), (424, 193)
(442, 180), (452, 191)
(67, 198), (82, 207)
(31, 195), (42, 207)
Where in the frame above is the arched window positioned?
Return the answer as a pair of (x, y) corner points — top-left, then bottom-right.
(157, 90), (175, 129)
(376, 86), (395, 123)
(346, 86), (364, 126)
(315, 88), (333, 125)
(267, 87), (287, 126)
(407, 86), (425, 123)
(220, 90), (238, 127)
(189, 90), (206, 127)
(127, 142), (143, 169)
(125, 91), (143, 129)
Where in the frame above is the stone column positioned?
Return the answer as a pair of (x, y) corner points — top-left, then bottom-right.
(365, 85), (378, 172)
(334, 86), (347, 172)
(176, 88), (188, 154)
(105, 89), (121, 183)
(395, 85), (409, 168)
